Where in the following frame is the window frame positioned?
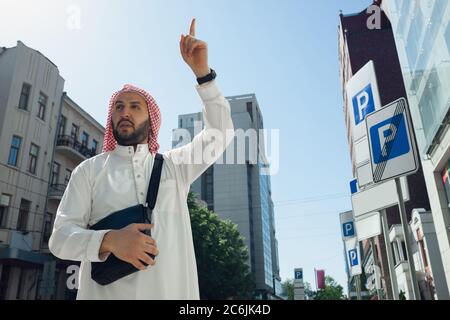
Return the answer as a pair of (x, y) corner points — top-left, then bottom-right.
(17, 198), (31, 232)
(50, 161), (61, 186)
(71, 123), (79, 141)
(37, 92), (48, 121)
(0, 194), (12, 228)
(18, 83), (31, 110)
(7, 135), (22, 167)
(92, 139), (98, 154)
(58, 115), (67, 137)
(42, 212), (53, 245)
(81, 131), (89, 147)
(28, 143), (40, 174)
(64, 168), (72, 185)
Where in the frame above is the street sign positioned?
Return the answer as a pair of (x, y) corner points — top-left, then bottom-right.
(351, 176), (409, 217)
(346, 61), (382, 142)
(354, 211), (381, 241)
(343, 222), (355, 237)
(294, 268), (303, 280)
(349, 249), (359, 267)
(366, 98), (419, 183)
(345, 237), (362, 276)
(349, 179), (358, 194)
(346, 61), (382, 188)
(340, 210), (355, 240)
(294, 268), (305, 300)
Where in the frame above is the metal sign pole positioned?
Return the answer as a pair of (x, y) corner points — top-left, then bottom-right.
(395, 177), (420, 300)
(369, 237), (383, 300)
(356, 275), (362, 300)
(381, 209), (399, 300)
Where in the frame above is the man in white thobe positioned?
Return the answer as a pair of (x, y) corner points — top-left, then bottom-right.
(49, 18), (234, 299)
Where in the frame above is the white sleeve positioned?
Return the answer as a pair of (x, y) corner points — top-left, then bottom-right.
(48, 162), (111, 262)
(166, 79), (234, 187)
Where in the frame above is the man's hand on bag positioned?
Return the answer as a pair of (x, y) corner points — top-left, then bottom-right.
(180, 18), (210, 78)
(100, 223), (159, 270)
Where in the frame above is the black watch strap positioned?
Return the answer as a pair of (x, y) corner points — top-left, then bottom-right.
(196, 68), (216, 85)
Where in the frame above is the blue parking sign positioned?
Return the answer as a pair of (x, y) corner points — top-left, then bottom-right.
(342, 222), (355, 237)
(366, 98), (418, 183)
(348, 249), (359, 267)
(295, 270), (303, 280)
(352, 84), (375, 125)
(369, 114), (410, 164)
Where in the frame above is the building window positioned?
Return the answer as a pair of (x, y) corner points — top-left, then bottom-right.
(0, 265), (11, 299)
(0, 194), (12, 228)
(50, 162), (60, 186)
(8, 136), (22, 166)
(179, 118), (183, 128)
(418, 69), (444, 145)
(401, 241), (408, 262)
(42, 212), (53, 245)
(81, 131), (89, 147)
(392, 241), (400, 265)
(58, 115), (66, 137)
(17, 199), (31, 231)
(92, 139), (98, 154)
(37, 92), (47, 121)
(71, 124), (79, 141)
(419, 239), (429, 269)
(440, 161), (450, 208)
(246, 102), (254, 122)
(18, 83), (31, 110)
(64, 169), (72, 185)
(28, 143), (40, 174)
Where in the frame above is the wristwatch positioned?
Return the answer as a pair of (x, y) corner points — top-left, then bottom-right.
(196, 68), (216, 85)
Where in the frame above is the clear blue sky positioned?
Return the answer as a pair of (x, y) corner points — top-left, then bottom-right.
(1, 0), (373, 289)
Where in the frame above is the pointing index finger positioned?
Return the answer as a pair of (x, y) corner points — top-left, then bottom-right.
(189, 18), (196, 37)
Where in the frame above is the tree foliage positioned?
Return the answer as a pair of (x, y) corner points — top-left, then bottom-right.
(313, 276), (345, 300)
(188, 193), (255, 299)
(281, 279), (294, 300)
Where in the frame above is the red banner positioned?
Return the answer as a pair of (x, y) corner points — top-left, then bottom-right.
(315, 269), (325, 289)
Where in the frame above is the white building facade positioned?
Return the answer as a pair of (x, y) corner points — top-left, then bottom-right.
(0, 41), (104, 300)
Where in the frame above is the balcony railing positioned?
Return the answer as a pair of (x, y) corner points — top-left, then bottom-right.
(48, 183), (67, 199)
(56, 135), (97, 159)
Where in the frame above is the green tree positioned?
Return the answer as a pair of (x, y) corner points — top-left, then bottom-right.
(281, 279), (294, 300)
(304, 281), (316, 300)
(188, 193), (255, 299)
(313, 276), (345, 300)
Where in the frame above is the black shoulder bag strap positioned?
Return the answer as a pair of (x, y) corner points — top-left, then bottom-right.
(144, 153), (164, 228)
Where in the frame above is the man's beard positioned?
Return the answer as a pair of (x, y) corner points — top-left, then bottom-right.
(112, 120), (150, 146)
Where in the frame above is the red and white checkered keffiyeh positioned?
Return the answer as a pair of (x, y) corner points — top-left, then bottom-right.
(102, 84), (161, 155)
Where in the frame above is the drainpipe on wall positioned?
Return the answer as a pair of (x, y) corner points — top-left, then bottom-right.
(39, 91), (65, 250)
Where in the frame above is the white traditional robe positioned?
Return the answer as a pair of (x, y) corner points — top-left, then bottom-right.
(49, 80), (234, 299)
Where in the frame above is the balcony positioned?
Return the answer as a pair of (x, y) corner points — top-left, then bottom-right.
(56, 135), (97, 161)
(48, 184), (67, 200)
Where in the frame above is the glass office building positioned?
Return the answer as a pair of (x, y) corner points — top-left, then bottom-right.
(383, 0), (450, 293)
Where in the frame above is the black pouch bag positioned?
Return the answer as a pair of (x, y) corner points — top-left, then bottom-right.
(89, 153), (164, 286)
